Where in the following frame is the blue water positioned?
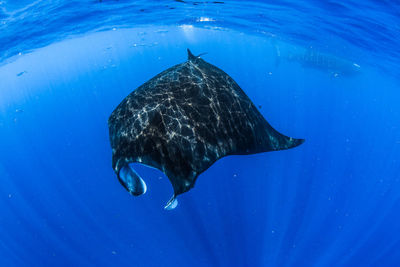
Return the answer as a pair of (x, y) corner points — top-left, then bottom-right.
(1, 1), (400, 266)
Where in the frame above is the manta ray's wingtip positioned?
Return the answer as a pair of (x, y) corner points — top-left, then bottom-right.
(289, 138), (305, 149)
(268, 133), (305, 151)
(297, 138), (305, 145)
(272, 135), (305, 151)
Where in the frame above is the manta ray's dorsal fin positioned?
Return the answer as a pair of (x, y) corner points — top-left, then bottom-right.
(187, 49), (207, 61)
(187, 49), (197, 61)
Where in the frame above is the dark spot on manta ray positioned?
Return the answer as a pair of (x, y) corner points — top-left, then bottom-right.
(108, 49), (304, 210)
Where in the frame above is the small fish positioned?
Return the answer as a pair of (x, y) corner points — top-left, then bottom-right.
(16, 71), (26, 77)
(273, 43), (361, 77)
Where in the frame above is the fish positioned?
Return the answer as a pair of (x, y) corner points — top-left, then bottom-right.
(108, 49), (304, 210)
(274, 43), (361, 77)
(16, 71), (26, 77)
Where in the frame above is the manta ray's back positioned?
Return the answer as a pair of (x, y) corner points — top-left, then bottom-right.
(108, 49), (304, 209)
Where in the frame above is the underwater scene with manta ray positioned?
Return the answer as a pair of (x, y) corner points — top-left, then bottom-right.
(0, 1), (399, 266)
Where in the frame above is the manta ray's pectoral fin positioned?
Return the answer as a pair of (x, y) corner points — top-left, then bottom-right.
(118, 164), (147, 196)
(164, 195), (178, 210)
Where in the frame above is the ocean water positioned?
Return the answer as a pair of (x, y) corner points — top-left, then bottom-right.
(1, 1), (400, 266)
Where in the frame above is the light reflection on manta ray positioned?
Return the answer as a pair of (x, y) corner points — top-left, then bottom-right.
(108, 49), (304, 210)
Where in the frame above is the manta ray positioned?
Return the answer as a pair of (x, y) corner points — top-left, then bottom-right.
(108, 49), (304, 209)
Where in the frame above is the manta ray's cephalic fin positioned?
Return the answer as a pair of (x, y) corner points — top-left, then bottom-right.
(118, 164), (147, 196)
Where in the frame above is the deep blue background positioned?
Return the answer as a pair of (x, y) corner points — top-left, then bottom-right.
(1, 1), (400, 266)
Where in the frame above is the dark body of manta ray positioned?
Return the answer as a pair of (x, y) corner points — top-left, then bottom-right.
(108, 49), (304, 209)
